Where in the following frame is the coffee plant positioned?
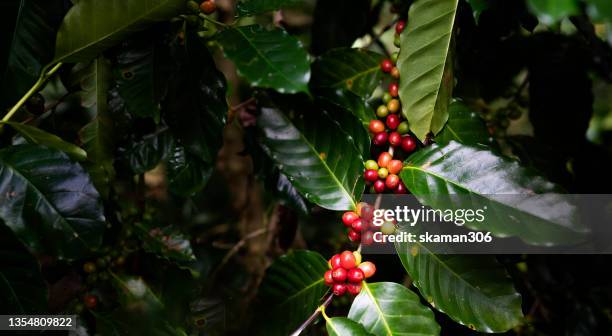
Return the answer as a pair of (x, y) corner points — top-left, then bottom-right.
(2, 0), (612, 335)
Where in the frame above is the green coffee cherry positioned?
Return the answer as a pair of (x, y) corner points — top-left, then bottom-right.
(376, 105), (389, 118)
(378, 168), (389, 179)
(391, 52), (399, 63)
(365, 160), (379, 170)
(397, 121), (410, 135)
(394, 34), (401, 48)
(382, 93), (392, 104)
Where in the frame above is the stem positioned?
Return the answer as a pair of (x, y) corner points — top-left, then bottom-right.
(290, 293), (334, 336)
(199, 13), (228, 27)
(0, 63), (63, 129)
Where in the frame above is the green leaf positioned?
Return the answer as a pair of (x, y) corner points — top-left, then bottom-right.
(0, 145), (105, 259)
(399, 142), (588, 245)
(395, 242), (523, 332)
(527, 0), (579, 25)
(326, 317), (374, 336)
(348, 282), (440, 336)
(123, 129), (174, 174)
(165, 144), (213, 197)
(586, 0), (612, 23)
(1, 121), (87, 161)
(257, 107), (364, 211)
(134, 222), (196, 263)
(53, 0), (187, 63)
(465, 0), (489, 22)
(397, 0), (458, 142)
(0, 0), (64, 109)
(0, 224), (47, 314)
(314, 88), (375, 127)
(310, 48), (384, 98)
(77, 57), (115, 198)
(236, 0), (302, 17)
(435, 101), (492, 147)
(217, 25), (310, 94)
(254, 250), (329, 336)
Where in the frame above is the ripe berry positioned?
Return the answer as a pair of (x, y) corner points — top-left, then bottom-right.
(396, 20), (406, 34)
(397, 121), (410, 135)
(200, 0), (216, 14)
(395, 182), (408, 194)
(340, 250), (357, 269)
(83, 262), (96, 274)
(347, 283), (362, 295)
(330, 254), (342, 269)
(358, 261), (376, 278)
(324, 270), (334, 285)
(373, 132), (388, 146)
(401, 135), (417, 153)
(347, 268), (365, 283)
(387, 99), (400, 113)
(380, 59), (393, 73)
(386, 114), (400, 130)
(351, 219), (365, 233)
(382, 92), (392, 104)
(388, 132), (401, 146)
(369, 120), (385, 133)
(387, 160), (403, 174)
(364, 160), (379, 171)
(332, 267), (347, 282)
(333, 283), (347, 296)
(386, 174), (400, 190)
(389, 82), (399, 97)
(391, 67), (400, 79)
(377, 152), (392, 168)
(342, 211), (359, 227)
(362, 231), (374, 245)
(348, 229), (361, 242)
(83, 294), (98, 309)
(364, 169), (379, 182)
(374, 180), (386, 193)
(376, 105), (389, 118)
(378, 167), (389, 179)
(353, 251), (362, 265)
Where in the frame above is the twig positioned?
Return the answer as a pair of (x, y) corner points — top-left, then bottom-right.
(230, 97), (256, 112)
(209, 227), (269, 281)
(290, 293), (334, 336)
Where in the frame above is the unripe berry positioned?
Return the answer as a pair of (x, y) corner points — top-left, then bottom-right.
(382, 92), (392, 103)
(333, 283), (347, 296)
(386, 174), (400, 189)
(386, 114), (400, 130)
(324, 270), (334, 285)
(391, 67), (400, 79)
(397, 121), (410, 135)
(351, 219), (365, 232)
(353, 251), (362, 266)
(388, 132), (401, 146)
(369, 120), (385, 133)
(380, 59), (393, 73)
(342, 211), (359, 227)
(187, 1), (200, 13)
(381, 221), (396, 235)
(347, 283), (362, 295)
(378, 167), (389, 179)
(377, 152), (392, 168)
(387, 99), (400, 113)
(83, 262), (96, 274)
(348, 229), (361, 242)
(401, 135), (417, 153)
(332, 267), (347, 282)
(340, 250), (357, 269)
(330, 254), (342, 269)
(373, 132), (388, 146)
(84, 294), (98, 309)
(387, 160), (403, 174)
(358, 261), (376, 278)
(364, 169), (379, 182)
(376, 105), (389, 118)
(374, 180), (386, 193)
(389, 82), (399, 97)
(200, 0), (216, 14)
(391, 52), (399, 63)
(364, 160), (379, 171)
(347, 268), (365, 283)
(396, 20), (406, 34)
(395, 182), (408, 194)
(394, 34), (401, 47)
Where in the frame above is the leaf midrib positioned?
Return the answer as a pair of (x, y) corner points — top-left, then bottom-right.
(362, 282), (393, 335)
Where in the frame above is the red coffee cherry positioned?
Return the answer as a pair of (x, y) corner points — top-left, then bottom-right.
(369, 120), (385, 133)
(340, 251), (357, 269)
(84, 294), (98, 309)
(333, 283), (347, 296)
(377, 152), (392, 168)
(373, 132), (388, 146)
(200, 0), (216, 14)
(389, 82), (399, 97)
(380, 59), (394, 73)
(348, 229), (361, 242)
(396, 20), (406, 34)
(388, 131), (401, 146)
(386, 114), (400, 130)
(346, 283), (362, 295)
(401, 135), (417, 153)
(351, 219), (365, 233)
(332, 267), (347, 282)
(374, 180), (386, 193)
(362, 231), (374, 245)
(386, 174), (400, 190)
(395, 182), (408, 194)
(364, 169), (379, 182)
(329, 254), (342, 269)
(358, 261), (376, 278)
(387, 160), (403, 174)
(342, 211), (359, 227)
(324, 270), (334, 285)
(347, 268), (365, 283)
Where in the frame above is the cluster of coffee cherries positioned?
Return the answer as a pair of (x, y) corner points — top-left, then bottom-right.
(324, 251), (376, 296)
(342, 203), (376, 244)
(365, 19), (416, 194)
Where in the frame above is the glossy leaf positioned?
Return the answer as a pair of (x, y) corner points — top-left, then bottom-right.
(527, 0), (578, 25)
(0, 0), (64, 109)
(348, 282), (440, 336)
(326, 317), (373, 336)
(0, 145), (105, 259)
(254, 250), (329, 336)
(310, 48), (383, 98)
(257, 107), (364, 211)
(53, 0), (187, 63)
(395, 242), (523, 332)
(165, 144), (213, 197)
(400, 142), (588, 245)
(397, 0), (458, 142)
(435, 101), (492, 147)
(1, 121), (86, 161)
(217, 25), (310, 94)
(321, 106), (370, 158)
(0, 224), (47, 314)
(236, 0), (301, 17)
(123, 129), (174, 174)
(587, 0), (612, 23)
(314, 88), (375, 127)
